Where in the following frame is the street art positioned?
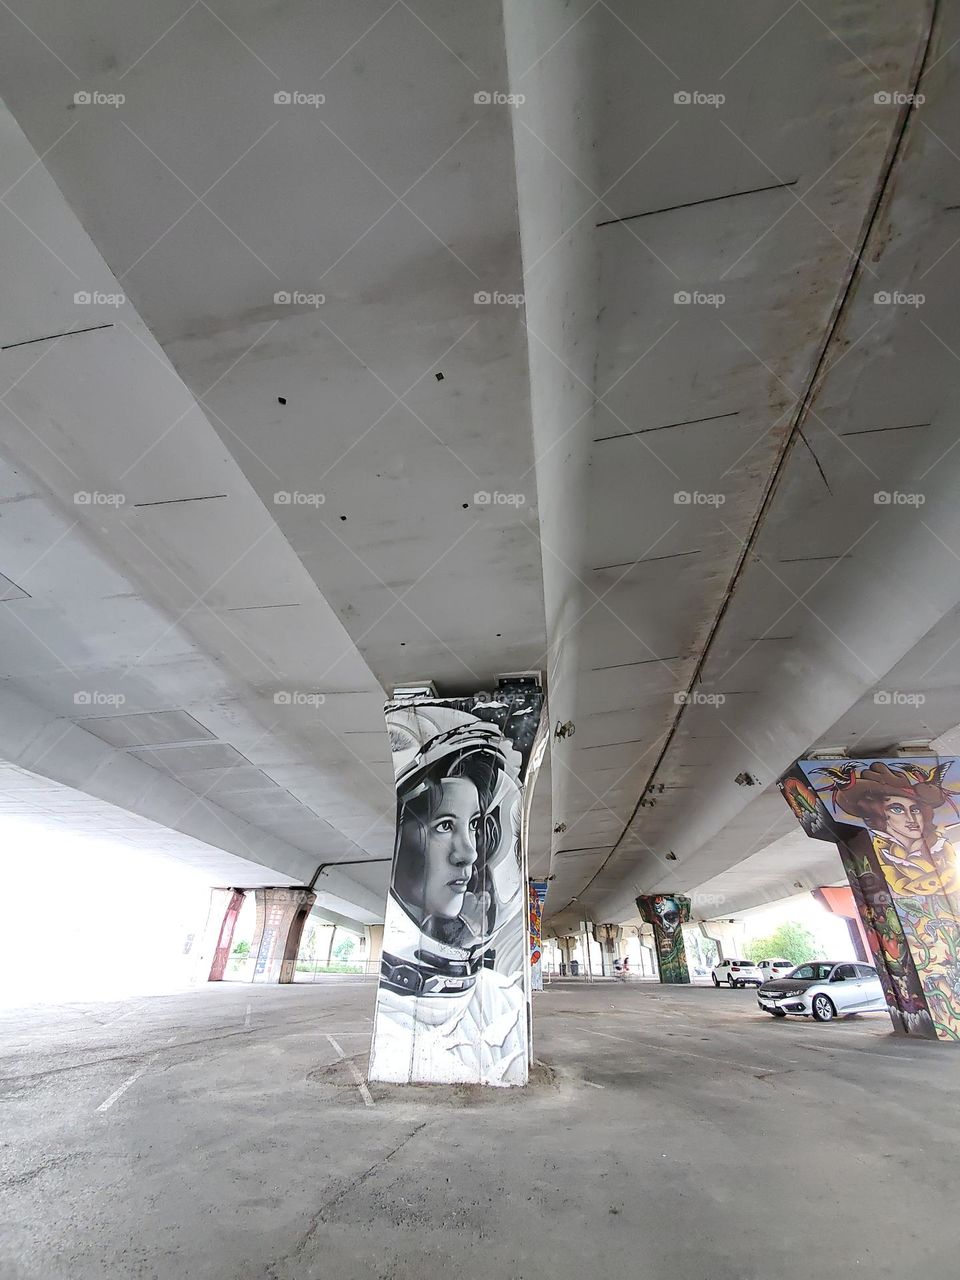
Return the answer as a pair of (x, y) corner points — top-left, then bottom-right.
(783, 757), (960, 1040)
(368, 687), (544, 1086)
(637, 894), (691, 983)
(528, 879), (548, 993)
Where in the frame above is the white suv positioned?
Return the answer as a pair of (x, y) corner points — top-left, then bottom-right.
(712, 958), (763, 988)
(757, 958), (794, 979)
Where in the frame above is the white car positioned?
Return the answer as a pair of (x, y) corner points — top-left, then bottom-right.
(758, 961), (887, 1021)
(711, 958), (763, 988)
(756, 958), (794, 979)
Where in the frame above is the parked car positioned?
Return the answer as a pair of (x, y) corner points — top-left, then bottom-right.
(712, 958), (764, 988)
(756, 958), (794, 979)
(758, 961), (886, 1021)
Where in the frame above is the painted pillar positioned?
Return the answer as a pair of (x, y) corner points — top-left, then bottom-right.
(812, 885), (871, 962)
(368, 684), (545, 1086)
(529, 880), (548, 992)
(780, 757), (960, 1040)
(249, 887), (316, 984)
(196, 887), (247, 982)
(637, 895), (692, 983)
(592, 923), (622, 976)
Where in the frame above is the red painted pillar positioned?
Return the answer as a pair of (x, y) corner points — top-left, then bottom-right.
(208, 889), (246, 981)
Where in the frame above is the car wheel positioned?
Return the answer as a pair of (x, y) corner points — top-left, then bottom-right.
(769, 1009), (787, 1018)
(811, 994), (836, 1023)
(712, 974), (719, 987)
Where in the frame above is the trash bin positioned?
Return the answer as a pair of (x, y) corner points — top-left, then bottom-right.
(569, 959), (580, 976)
(559, 962), (567, 976)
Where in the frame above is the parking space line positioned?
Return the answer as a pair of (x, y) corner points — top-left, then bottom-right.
(326, 1033), (375, 1107)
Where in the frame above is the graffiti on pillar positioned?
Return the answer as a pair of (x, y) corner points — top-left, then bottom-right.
(528, 880), (548, 993)
(368, 688), (544, 1087)
(637, 894), (692, 983)
(787, 758), (960, 1040)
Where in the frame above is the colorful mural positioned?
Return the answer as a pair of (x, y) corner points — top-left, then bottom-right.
(368, 687), (544, 1086)
(784, 757), (960, 1041)
(528, 879), (548, 993)
(637, 894), (692, 984)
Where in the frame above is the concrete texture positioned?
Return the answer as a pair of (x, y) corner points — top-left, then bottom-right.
(3, 978), (960, 1279)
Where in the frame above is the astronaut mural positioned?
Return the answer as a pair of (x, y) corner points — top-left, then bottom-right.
(637, 894), (692, 984)
(781, 757), (960, 1040)
(368, 686), (544, 1086)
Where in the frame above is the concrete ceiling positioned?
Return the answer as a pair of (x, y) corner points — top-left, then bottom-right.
(2, 1), (959, 931)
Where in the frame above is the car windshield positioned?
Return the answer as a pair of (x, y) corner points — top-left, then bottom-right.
(789, 963), (835, 981)
(730, 960), (751, 966)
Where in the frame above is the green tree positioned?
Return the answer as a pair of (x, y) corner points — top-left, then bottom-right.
(232, 940), (251, 957)
(333, 937), (356, 963)
(745, 922), (823, 967)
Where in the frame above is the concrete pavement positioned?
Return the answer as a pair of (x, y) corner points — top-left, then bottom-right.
(2, 978), (957, 1279)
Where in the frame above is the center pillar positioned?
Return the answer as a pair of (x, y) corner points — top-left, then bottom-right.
(637, 894), (692, 983)
(368, 683), (545, 1087)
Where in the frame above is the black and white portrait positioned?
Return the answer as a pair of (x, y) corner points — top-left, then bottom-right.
(368, 692), (542, 1086)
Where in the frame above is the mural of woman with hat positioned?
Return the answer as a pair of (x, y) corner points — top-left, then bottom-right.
(368, 700), (531, 1086)
(812, 758), (960, 1036)
(815, 760), (960, 898)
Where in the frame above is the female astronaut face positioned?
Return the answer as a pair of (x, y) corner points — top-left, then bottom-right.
(417, 776), (481, 919)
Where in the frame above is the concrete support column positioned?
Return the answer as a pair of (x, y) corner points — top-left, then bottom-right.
(592, 923), (622, 976)
(780, 756), (960, 1040)
(637, 895), (692, 983)
(249, 887), (316, 984)
(366, 924), (384, 976)
(196, 887), (246, 982)
(700, 918), (747, 962)
(557, 935), (578, 975)
(812, 886), (871, 962)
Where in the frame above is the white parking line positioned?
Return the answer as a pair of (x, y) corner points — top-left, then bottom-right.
(326, 1033), (375, 1107)
(96, 1034), (178, 1113)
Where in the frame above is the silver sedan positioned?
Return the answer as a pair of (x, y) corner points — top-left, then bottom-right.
(757, 961), (887, 1022)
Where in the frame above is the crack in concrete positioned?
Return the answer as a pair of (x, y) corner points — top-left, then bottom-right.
(265, 1121), (429, 1278)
